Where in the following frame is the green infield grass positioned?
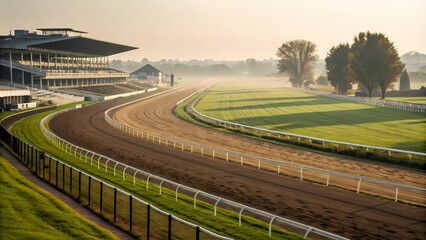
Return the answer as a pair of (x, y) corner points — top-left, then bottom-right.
(0, 156), (118, 240)
(194, 79), (426, 153)
(7, 103), (303, 240)
(386, 97), (426, 105)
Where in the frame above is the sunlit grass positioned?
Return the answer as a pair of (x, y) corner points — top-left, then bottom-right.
(9, 104), (304, 240)
(0, 156), (118, 240)
(195, 79), (426, 152)
(386, 97), (426, 104)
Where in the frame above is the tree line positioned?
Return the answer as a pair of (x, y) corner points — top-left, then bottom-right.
(109, 58), (278, 77)
(277, 32), (407, 99)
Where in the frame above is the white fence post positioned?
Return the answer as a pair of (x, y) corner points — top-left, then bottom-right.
(357, 178), (362, 193)
(159, 179), (165, 195)
(395, 187), (399, 202)
(194, 191), (200, 208)
(146, 174), (152, 191)
(239, 207), (246, 227)
(133, 170), (139, 185)
(269, 216), (277, 237)
(214, 198), (221, 216)
(175, 185), (180, 201)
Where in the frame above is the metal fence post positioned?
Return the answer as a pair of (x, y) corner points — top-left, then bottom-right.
(69, 167), (73, 195)
(26, 144), (29, 166)
(55, 160), (59, 187)
(100, 182), (103, 213)
(62, 163), (65, 190)
(78, 171), (82, 200)
(113, 187), (117, 222)
(19, 139), (23, 160)
(168, 214), (172, 240)
(35, 149), (39, 174)
(195, 226), (200, 240)
(30, 146), (33, 169)
(48, 157), (51, 182)
(41, 156), (45, 179)
(147, 204), (151, 240)
(129, 195), (133, 232)
(86, 175), (91, 206)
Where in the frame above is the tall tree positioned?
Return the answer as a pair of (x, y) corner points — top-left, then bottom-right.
(276, 40), (318, 87)
(399, 69), (411, 91)
(325, 43), (352, 95)
(350, 32), (404, 98)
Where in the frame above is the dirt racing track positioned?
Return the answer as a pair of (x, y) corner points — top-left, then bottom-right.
(50, 79), (426, 240)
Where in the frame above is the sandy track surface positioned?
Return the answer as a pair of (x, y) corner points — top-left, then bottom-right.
(50, 80), (426, 239)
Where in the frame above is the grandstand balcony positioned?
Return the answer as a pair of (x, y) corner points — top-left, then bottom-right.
(0, 28), (137, 90)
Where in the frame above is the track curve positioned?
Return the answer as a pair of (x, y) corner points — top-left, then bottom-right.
(50, 80), (426, 239)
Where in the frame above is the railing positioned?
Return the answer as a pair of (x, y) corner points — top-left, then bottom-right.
(308, 90), (426, 113)
(45, 71), (129, 79)
(184, 91), (426, 205)
(102, 87), (425, 207)
(41, 108), (348, 238)
(189, 89), (426, 161)
(0, 110), (231, 240)
(0, 89), (31, 97)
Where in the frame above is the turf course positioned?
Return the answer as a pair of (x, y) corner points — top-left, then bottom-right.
(0, 156), (118, 240)
(7, 103), (303, 239)
(195, 79), (426, 152)
(386, 97), (426, 104)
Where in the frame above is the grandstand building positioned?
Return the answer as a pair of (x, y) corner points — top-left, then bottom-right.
(0, 28), (137, 90)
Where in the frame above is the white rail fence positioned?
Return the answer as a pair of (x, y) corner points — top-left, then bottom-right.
(308, 90), (426, 113)
(41, 109), (348, 239)
(105, 89), (424, 206)
(44, 154), (232, 240)
(189, 89), (426, 161)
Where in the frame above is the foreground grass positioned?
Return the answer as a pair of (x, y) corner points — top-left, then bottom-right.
(195, 79), (426, 152)
(10, 104), (303, 239)
(0, 156), (118, 240)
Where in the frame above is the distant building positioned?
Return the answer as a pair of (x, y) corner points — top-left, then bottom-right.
(0, 28), (137, 90)
(130, 64), (164, 85)
(0, 87), (34, 110)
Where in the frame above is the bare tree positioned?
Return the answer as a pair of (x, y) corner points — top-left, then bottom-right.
(276, 40), (318, 87)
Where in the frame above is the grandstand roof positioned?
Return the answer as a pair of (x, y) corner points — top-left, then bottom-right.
(37, 28), (88, 34)
(0, 29), (137, 56)
(131, 64), (162, 76)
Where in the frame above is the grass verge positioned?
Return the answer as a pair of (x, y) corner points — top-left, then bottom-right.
(0, 156), (118, 240)
(9, 104), (304, 239)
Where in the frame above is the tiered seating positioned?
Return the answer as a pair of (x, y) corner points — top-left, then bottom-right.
(31, 88), (84, 106)
(68, 84), (144, 96)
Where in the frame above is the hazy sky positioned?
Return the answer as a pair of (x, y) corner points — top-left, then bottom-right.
(1, 0), (425, 61)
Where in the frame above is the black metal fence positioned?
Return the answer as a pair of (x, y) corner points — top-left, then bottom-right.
(0, 122), (228, 240)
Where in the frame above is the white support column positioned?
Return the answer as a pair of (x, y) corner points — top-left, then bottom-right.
(30, 52), (33, 67)
(39, 53), (42, 71)
(9, 51), (13, 83)
(31, 74), (34, 89)
(22, 70), (25, 85)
